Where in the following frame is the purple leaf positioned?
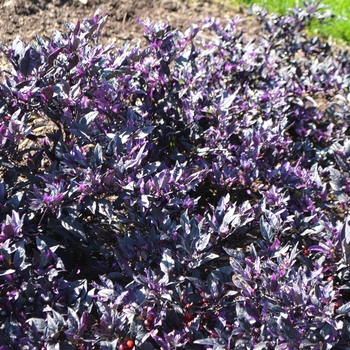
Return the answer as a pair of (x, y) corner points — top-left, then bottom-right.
(67, 307), (80, 332)
(97, 199), (113, 222)
(26, 318), (47, 333)
(260, 216), (274, 243)
(13, 241), (29, 271)
(160, 248), (174, 275)
(336, 301), (350, 315)
(61, 216), (87, 242)
(93, 144), (103, 167)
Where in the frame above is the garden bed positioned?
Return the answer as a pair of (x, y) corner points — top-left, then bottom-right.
(1, 1), (350, 349)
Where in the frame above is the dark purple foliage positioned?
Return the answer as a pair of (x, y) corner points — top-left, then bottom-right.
(1, 1), (350, 348)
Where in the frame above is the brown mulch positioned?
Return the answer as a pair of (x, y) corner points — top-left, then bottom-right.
(0, 0), (260, 48)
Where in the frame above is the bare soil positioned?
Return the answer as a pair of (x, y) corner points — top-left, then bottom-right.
(0, 0), (258, 48)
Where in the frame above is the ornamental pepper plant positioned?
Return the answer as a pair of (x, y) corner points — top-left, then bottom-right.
(0, 1), (350, 349)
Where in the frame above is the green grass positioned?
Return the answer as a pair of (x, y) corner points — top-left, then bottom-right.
(228, 0), (350, 45)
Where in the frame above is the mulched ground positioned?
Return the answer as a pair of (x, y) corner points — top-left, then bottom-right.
(0, 0), (256, 47)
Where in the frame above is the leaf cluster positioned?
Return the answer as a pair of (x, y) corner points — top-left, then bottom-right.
(1, 1), (350, 348)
